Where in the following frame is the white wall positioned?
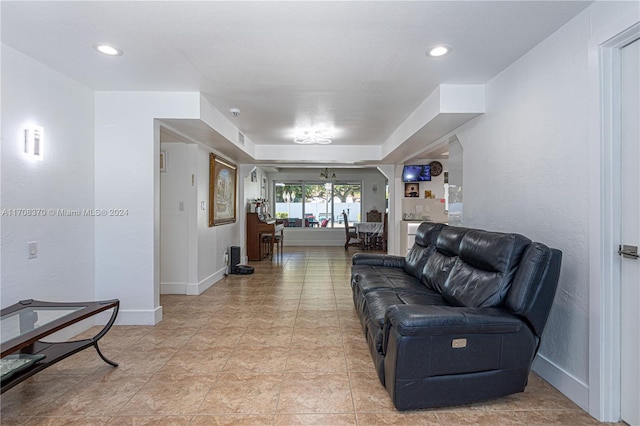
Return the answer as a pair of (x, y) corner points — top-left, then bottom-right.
(1, 45), (95, 308)
(452, 1), (639, 411)
(159, 142), (190, 294)
(197, 147), (243, 286)
(94, 92), (200, 324)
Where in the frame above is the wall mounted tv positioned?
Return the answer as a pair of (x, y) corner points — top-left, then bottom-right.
(402, 165), (431, 182)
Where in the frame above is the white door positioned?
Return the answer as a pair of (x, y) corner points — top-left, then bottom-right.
(620, 37), (640, 426)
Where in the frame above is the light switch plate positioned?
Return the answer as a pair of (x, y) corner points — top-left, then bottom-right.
(28, 241), (38, 259)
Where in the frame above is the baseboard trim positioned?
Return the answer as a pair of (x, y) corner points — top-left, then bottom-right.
(109, 306), (163, 325)
(160, 281), (187, 294)
(187, 267), (226, 295)
(532, 353), (589, 411)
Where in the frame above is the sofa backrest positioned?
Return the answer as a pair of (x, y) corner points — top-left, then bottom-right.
(403, 222), (444, 278)
(505, 243), (562, 336)
(406, 222), (562, 338)
(440, 230), (531, 309)
(421, 226), (470, 292)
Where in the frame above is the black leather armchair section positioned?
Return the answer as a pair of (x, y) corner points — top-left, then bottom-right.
(350, 222), (562, 410)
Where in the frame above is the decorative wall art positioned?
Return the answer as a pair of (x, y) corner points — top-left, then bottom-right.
(209, 154), (237, 226)
(404, 183), (419, 198)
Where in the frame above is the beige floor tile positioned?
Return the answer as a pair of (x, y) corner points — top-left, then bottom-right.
(21, 417), (111, 425)
(198, 373), (282, 414)
(291, 326), (343, 346)
(277, 372), (353, 414)
(239, 325), (294, 346)
(159, 347), (235, 374)
(184, 327), (246, 350)
(104, 416), (193, 425)
(34, 374), (150, 416)
(356, 412), (440, 425)
(134, 328), (198, 350)
(436, 411), (525, 425)
(285, 344), (347, 373)
(223, 344), (289, 372)
(275, 413), (357, 425)
(102, 347), (177, 375)
(117, 374), (215, 416)
(514, 409), (620, 425)
(190, 414), (275, 425)
(1, 374), (85, 418)
(349, 371), (395, 413)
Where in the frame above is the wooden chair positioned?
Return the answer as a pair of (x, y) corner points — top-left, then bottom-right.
(376, 213), (388, 251)
(366, 209), (382, 222)
(343, 212), (361, 250)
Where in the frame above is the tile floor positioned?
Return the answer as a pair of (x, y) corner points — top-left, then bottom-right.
(1, 247), (619, 425)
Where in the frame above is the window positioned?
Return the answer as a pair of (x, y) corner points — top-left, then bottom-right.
(275, 181), (361, 228)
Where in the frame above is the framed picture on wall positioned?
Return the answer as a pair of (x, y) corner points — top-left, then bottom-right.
(209, 154), (237, 226)
(404, 182), (419, 198)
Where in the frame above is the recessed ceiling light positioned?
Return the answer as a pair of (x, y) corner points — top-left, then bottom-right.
(93, 44), (123, 56)
(427, 45), (452, 58)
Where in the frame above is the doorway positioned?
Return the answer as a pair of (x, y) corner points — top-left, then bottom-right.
(619, 37), (639, 426)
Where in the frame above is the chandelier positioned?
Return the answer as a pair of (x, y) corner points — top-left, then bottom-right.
(319, 168), (336, 180)
(293, 130), (333, 145)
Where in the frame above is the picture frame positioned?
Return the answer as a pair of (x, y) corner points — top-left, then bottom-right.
(404, 182), (419, 198)
(209, 154), (237, 226)
(160, 150), (167, 172)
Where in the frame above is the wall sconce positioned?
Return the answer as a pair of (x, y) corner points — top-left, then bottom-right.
(24, 125), (44, 159)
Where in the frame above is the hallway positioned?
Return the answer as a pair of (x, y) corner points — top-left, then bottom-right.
(1, 247), (614, 425)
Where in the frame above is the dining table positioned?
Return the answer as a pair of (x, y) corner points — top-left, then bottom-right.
(355, 221), (384, 250)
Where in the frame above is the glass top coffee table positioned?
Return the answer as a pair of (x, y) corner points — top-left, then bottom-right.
(0, 299), (119, 393)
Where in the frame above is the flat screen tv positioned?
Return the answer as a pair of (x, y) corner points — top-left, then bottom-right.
(402, 165), (431, 182)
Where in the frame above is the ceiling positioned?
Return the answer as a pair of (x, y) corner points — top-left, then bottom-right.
(1, 1), (592, 166)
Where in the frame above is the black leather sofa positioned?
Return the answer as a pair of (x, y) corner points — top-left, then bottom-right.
(350, 222), (562, 410)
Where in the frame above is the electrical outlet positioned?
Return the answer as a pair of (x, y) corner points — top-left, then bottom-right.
(28, 242), (38, 259)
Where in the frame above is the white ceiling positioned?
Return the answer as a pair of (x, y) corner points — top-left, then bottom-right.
(1, 1), (592, 165)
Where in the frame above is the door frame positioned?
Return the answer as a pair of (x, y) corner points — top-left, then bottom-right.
(588, 19), (640, 422)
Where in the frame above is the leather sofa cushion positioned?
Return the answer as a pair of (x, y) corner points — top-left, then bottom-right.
(363, 289), (447, 354)
(354, 267), (427, 294)
(403, 245), (433, 279)
(403, 223), (444, 278)
(415, 222), (445, 247)
(440, 231), (531, 308)
(421, 226), (469, 292)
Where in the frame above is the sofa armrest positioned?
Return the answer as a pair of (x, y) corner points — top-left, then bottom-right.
(352, 253), (405, 268)
(384, 304), (523, 338)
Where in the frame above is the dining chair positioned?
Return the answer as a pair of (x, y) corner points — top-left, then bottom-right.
(366, 209), (382, 222)
(343, 212), (361, 250)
